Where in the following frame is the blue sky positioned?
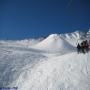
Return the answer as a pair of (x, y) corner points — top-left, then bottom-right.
(0, 0), (90, 39)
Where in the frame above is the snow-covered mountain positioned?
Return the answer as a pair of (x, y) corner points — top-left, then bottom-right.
(33, 34), (74, 53)
(60, 31), (85, 46)
(0, 31), (90, 90)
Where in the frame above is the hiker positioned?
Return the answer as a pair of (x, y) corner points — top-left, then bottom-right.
(84, 40), (89, 52)
(77, 43), (81, 53)
(81, 42), (85, 54)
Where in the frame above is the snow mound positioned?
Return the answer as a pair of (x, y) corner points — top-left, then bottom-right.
(33, 34), (74, 52)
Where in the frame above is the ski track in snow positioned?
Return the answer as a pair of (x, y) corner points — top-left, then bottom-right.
(0, 31), (90, 90)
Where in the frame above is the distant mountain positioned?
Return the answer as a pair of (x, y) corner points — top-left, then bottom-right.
(0, 38), (44, 47)
(60, 31), (85, 46)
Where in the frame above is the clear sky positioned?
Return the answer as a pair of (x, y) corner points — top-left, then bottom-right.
(0, 0), (90, 39)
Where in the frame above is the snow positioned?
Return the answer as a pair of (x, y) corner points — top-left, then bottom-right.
(0, 31), (90, 90)
(7, 52), (90, 90)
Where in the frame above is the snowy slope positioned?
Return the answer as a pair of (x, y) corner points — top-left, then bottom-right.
(10, 52), (90, 90)
(0, 44), (46, 87)
(0, 31), (90, 90)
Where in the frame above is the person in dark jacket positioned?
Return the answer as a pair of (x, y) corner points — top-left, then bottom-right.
(77, 43), (81, 54)
(84, 40), (89, 52)
(81, 42), (85, 54)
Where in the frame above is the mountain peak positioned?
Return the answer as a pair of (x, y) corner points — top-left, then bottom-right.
(47, 34), (60, 40)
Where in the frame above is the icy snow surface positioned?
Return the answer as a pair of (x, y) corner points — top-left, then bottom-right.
(0, 31), (90, 90)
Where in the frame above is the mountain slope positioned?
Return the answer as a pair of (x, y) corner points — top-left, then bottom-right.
(33, 34), (74, 53)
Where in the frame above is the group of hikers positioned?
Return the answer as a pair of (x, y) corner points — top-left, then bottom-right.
(77, 40), (90, 54)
